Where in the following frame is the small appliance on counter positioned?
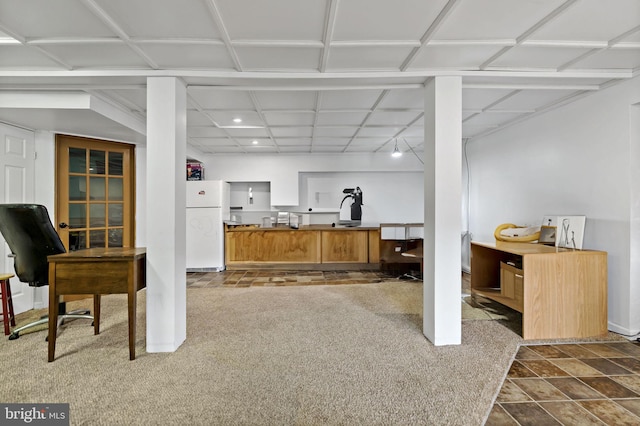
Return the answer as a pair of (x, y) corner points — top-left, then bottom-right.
(289, 213), (300, 229)
(339, 187), (363, 225)
(277, 211), (290, 226)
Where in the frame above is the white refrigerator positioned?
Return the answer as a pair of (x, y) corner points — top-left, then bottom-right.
(186, 180), (230, 271)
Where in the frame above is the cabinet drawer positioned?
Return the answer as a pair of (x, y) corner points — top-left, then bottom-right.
(500, 262), (524, 310)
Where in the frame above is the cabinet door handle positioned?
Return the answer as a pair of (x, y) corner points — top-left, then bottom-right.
(515, 274), (523, 278)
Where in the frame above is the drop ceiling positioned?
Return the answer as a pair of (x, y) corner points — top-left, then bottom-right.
(0, 0), (638, 155)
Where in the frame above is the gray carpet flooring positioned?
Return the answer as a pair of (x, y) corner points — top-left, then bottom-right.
(0, 281), (523, 425)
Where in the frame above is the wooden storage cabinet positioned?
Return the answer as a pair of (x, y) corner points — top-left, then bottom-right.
(471, 241), (607, 340)
(499, 262), (524, 312)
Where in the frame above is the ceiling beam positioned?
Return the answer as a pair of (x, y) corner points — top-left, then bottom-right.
(479, 0), (580, 70)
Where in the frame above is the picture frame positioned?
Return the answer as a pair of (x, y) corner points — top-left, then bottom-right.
(539, 225), (556, 245)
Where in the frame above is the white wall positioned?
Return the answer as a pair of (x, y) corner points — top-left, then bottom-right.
(202, 153), (425, 223)
(466, 76), (640, 336)
(202, 153), (424, 207)
(299, 171), (423, 223)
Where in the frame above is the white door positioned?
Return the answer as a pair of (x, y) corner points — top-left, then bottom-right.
(0, 123), (36, 314)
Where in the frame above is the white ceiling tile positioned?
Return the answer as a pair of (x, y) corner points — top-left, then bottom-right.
(326, 46), (413, 71)
(462, 111), (477, 120)
(348, 137), (388, 147)
(245, 145), (278, 153)
(236, 47), (321, 71)
(366, 111), (422, 126)
(568, 48), (640, 70)
(463, 89), (515, 110)
(529, 0), (640, 42)
(462, 126), (491, 139)
(462, 76), (612, 87)
(332, 0), (449, 41)
(189, 137), (235, 146)
(138, 44), (235, 69)
(490, 46), (595, 70)
(378, 89), (425, 109)
(188, 127), (230, 137)
(255, 92), (317, 109)
(224, 127), (270, 138)
(236, 138), (273, 146)
(36, 44), (150, 68)
(399, 126), (425, 138)
(316, 112), (368, 126)
(464, 111), (526, 126)
(187, 111), (214, 126)
(0, 0), (117, 37)
(314, 127), (357, 138)
(311, 146), (345, 153)
(215, 0), (328, 40)
(263, 111), (315, 126)
(188, 89), (255, 109)
(0, 46), (64, 69)
(358, 126), (404, 138)
(399, 137), (424, 148)
(409, 45), (505, 70)
(94, 0), (221, 39)
(312, 138), (351, 146)
(108, 89), (147, 110)
(320, 90), (383, 109)
(279, 146), (312, 153)
(206, 146), (245, 153)
(270, 127), (313, 137)
(275, 138), (311, 146)
(432, 0), (565, 39)
(492, 89), (581, 111)
(0, 0), (637, 152)
(344, 145), (378, 153)
(207, 111), (264, 127)
(620, 32), (640, 43)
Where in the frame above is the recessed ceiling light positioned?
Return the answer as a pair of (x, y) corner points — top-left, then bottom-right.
(233, 118), (242, 123)
(252, 140), (258, 145)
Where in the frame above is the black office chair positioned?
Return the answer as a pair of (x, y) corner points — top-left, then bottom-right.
(0, 204), (93, 340)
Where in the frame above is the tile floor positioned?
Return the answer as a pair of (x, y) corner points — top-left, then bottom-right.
(188, 270), (640, 425)
(486, 341), (640, 425)
(187, 269), (403, 287)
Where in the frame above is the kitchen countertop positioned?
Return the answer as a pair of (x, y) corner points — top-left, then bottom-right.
(225, 223), (380, 231)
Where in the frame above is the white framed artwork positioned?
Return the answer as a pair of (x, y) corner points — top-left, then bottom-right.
(541, 215), (586, 249)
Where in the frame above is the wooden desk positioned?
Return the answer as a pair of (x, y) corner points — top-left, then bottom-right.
(47, 247), (146, 362)
(471, 241), (607, 340)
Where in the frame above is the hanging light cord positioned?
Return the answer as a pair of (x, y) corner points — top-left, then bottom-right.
(401, 138), (424, 165)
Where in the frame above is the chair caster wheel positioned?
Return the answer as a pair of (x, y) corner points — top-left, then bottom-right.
(8, 333), (19, 340)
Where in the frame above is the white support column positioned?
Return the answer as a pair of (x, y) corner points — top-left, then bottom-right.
(423, 76), (462, 346)
(145, 77), (187, 353)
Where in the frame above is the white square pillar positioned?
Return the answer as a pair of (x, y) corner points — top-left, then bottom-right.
(145, 77), (187, 352)
(423, 76), (462, 345)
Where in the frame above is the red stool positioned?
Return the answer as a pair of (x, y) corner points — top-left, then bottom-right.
(0, 273), (16, 335)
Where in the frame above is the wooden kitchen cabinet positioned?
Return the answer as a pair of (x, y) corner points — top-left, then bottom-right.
(225, 224), (380, 268)
(226, 229), (321, 263)
(321, 230), (368, 263)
